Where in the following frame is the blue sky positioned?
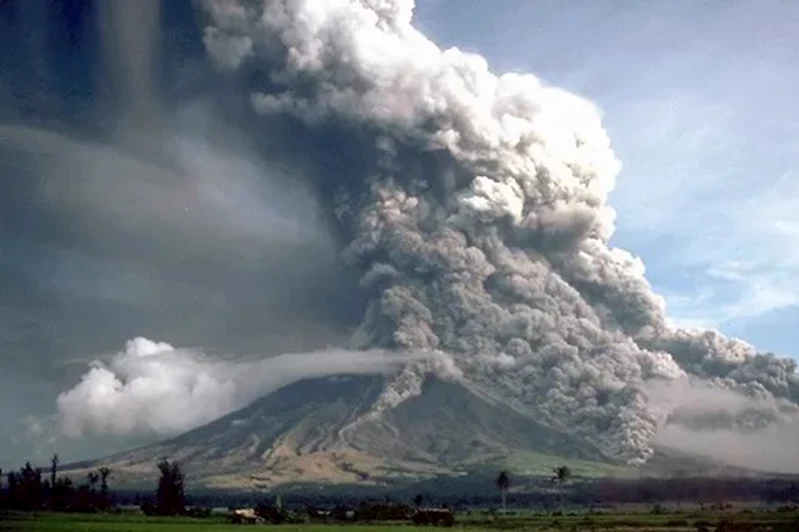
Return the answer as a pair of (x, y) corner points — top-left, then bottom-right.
(416, 0), (799, 359)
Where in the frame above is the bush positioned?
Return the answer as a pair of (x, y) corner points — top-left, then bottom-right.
(140, 502), (157, 516)
(185, 507), (212, 518)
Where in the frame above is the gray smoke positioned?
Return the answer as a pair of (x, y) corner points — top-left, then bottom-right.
(654, 422), (799, 473)
(97, 0), (162, 134)
(196, 0), (799, 464)
(2, 0), (364, 455)
(647, 378), (799, 472)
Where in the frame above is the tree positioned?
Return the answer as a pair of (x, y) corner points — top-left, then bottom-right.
(495, 471), (510, 513)
(98, 467), (111, 510)
(7, 471), (18, 508)
(87, 471), (99, 494)
(2, 459), (93, 512)
(50, 454), (59, 491)
(47, 454), (59, 510)
(12, 462), (44, 511)
(156, 459), (185, 515)
(552, 465), (572, 511)
(51, 476), (73, 512)
(413, 493), (424, 508)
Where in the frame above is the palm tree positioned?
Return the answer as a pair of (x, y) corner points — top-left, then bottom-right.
(98, 467), (111, 509)
(87, 471), (100, 502)
(98, 468), (111, 492)
(50, 455), (59, 491)
(551, 465), (572, 511)
(156, 459), (185, 515)
(495, 471), (510, 513)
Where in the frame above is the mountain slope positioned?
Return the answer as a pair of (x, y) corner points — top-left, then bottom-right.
(76, 375), (614, 488)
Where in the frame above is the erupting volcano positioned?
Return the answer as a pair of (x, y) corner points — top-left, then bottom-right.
(6, 0), (797, 486)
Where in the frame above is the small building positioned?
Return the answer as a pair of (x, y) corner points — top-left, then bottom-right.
(229, 508), (263, 524)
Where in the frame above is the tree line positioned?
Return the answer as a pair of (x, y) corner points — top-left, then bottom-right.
(0, 455), (186, 515)
(4, 453), (798, 515)
(0, 454), (110, 512)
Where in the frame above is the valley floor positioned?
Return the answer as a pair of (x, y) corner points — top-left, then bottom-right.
(2, 508), (799, 531)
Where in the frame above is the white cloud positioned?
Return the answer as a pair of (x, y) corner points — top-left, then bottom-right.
(661, 172), (799, 327)
(56, 337), (428, 439)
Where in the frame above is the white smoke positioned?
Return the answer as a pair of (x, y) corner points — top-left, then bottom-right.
(57, 337), (444, 438)
(198, 0), (799, 464)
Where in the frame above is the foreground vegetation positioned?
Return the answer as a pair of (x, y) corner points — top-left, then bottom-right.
(1, 455), (185, 516)
(2, 506), (799, 531)
(3, 453), (799, 530)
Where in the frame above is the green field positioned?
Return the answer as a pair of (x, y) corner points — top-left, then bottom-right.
(501, 450), (628, 477)
(2, 508), (799, 531)
(2, 513), (414, 532)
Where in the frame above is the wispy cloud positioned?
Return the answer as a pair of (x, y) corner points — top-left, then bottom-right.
(591, 19), (799, 344)
(615, 148), (799, 333)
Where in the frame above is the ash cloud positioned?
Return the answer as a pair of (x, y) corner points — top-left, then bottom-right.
(197, 0), (799, 464)
(97, 0), (161, 133)
(0, 0), (361, 382)
(0, 0), (366, 462)
(654, 423), (799, 474)
(648, 377), (799, 472)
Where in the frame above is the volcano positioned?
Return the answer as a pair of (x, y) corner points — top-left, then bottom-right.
(71, 375), (625, 489)
(38, 0), (799, 486)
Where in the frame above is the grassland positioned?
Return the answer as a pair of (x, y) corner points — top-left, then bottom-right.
(2, 507), (799, 531)
(4, 513), (410, 532)
(501, 450), (628, 477)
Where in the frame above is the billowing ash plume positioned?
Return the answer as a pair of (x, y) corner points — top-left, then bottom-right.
(198, 0), (799, 463)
